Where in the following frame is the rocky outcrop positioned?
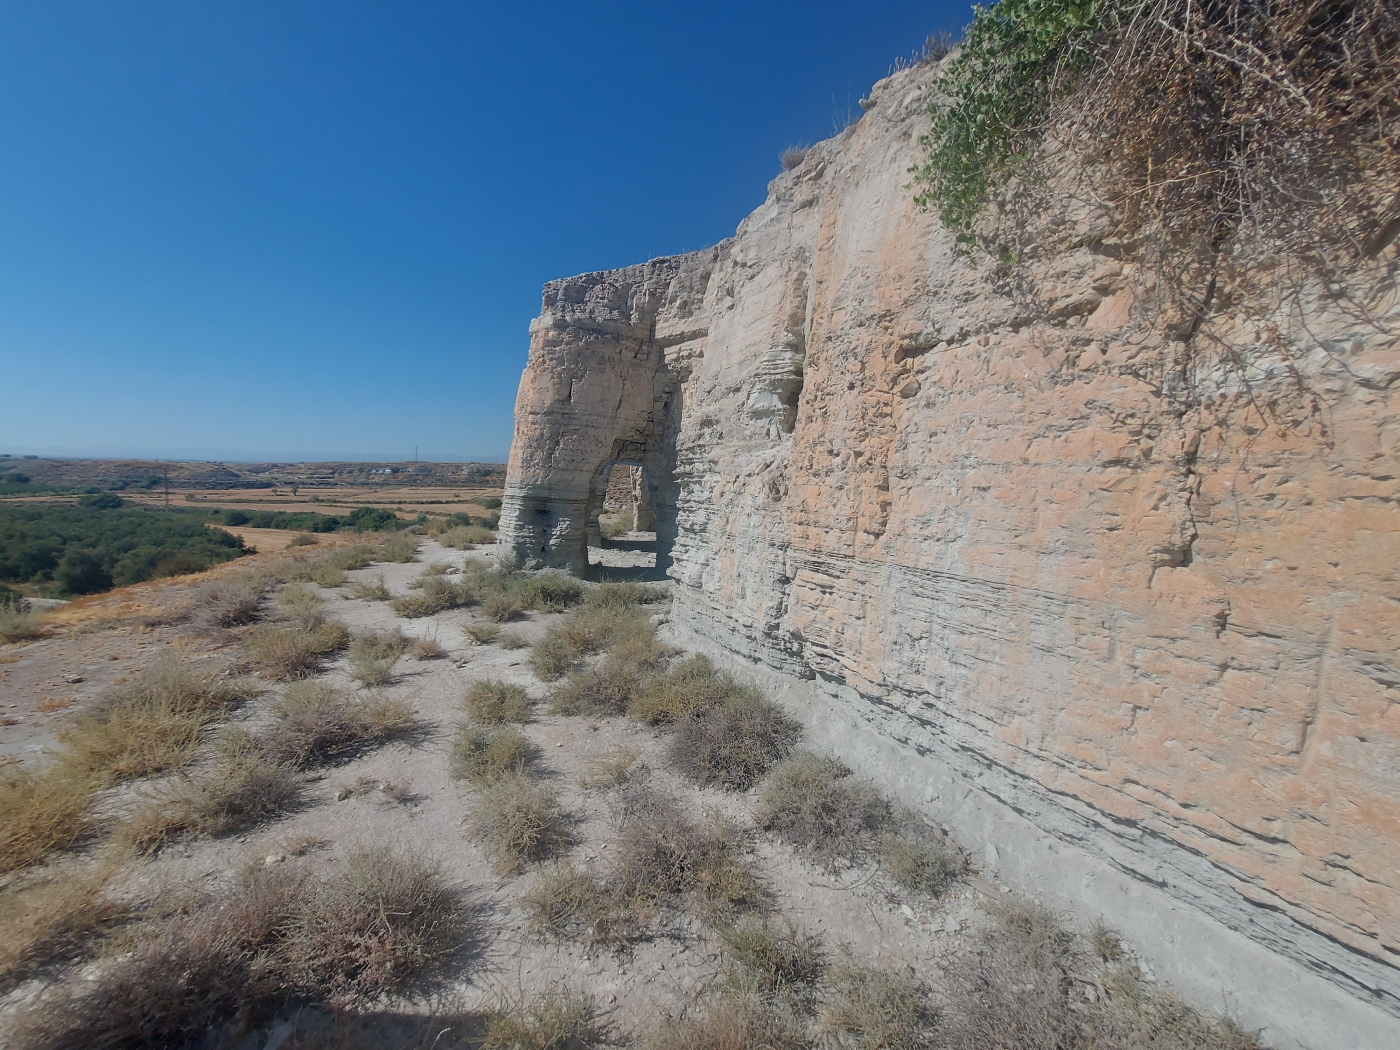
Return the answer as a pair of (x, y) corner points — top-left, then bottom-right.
(500, 60), (1400, 1050)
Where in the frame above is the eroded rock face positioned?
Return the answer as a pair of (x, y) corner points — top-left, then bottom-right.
(501, 61), (1400, 1047)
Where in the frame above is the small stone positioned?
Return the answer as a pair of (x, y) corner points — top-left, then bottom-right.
(901, 904), (916, 919)
(264, 853), (286, 866)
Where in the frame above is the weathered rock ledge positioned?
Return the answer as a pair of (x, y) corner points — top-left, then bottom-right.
(501, 60), (1400, 1050)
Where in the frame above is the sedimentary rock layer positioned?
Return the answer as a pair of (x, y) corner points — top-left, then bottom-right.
(501, 60), (1400, 1049)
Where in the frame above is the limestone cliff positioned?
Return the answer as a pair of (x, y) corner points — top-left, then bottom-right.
(500, 60), (1400, 1049)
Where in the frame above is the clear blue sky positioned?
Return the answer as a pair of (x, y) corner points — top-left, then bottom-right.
(1, 1), (966, 463)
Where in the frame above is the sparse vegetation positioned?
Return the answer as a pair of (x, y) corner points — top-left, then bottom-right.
(0, 605), (44, 643)
(580, 743), (644, 788)
(755, 753), (890, 868)
(498, 630), (529, 650)
(391, 574), (473, 618)
(529, 602), (653, 681)
(463, 679), (533, 724)
(469, 773), (569, 874)
(779, 145), (810, 170)
(449, 723), (536, 785)
(378, 534), (420, 563)
(480, 988), (606, 1050)
(350, 575), (391, 601)
(439, 524), (496, 549)
(463, 620), (501, 645)
(347, 629), (407, 686)
(259, 681), (419, 767)
(820, 951), (934, 1050)
(194, 573), (268, 626)
(668, 686), (801, 790)
(877, 826), (965, 897)
(646, 993), (809, 1050)
(244, 619), (350, 679)
(122, 744), (303, 853)
(548, 657), (643, 716)
(720, 915), (825, 997)
(629, 653), (737, 726)
(287, 532), (318, 547)
(410, 635), (447, 659)
(0, 858), (125, 991)
(599, 507), (633, 540)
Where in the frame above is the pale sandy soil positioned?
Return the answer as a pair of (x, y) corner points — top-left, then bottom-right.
(0, 539), (1147, 1047)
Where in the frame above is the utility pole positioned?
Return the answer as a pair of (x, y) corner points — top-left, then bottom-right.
(163, 466), (170, 506)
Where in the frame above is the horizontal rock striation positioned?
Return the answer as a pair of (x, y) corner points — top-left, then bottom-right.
(500, 60), (1400, 1049)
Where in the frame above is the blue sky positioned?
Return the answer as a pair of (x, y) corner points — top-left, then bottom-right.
(1, 2), (966, 463)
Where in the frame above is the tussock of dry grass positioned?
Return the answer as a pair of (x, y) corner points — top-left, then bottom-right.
(877, 828), (965, 897)
(410, 635), (447, 659)
(0, 858), (125, 990)
(645, 993), (809, 1050)
(720, 915), (825, 996)
(498, 630), (529, 650)
(439, 524), (496, 549)
(0, 767), (97, 875)
(668, 687), (801, 790)
(581, 743), (644, 788)
(628, 653), (735, 726)
(549, 658), (642, 717)
(463, 620), (501, 645)
(276, 583), (325, 625)
(347, 629), (408, 686)
(260, 682), (419, 767)
(449, 723), (536, 785)
(524, 757), (757, 942)
(244, 620), (350, 680)
(392, 573), (475, 618)
(469, 773), (569, 875)
(0, 606), (45, 643)
(193, 574), (267, 626)
(2, 660), (257, 873)
(12, 846), (472, 1050)
(463, 679), (533, 724)
(755, 753), (890, 868)
(349, 575), (391, 601)
(60, 659), (260, 783)
(584, 581), (667, 610)
(122, 743), (303, 853)
(529, 603), (654, 682)
(480, 988), (605, 1050)
(480, 591), (525, 622)
(378, 534), (420, 563)
(820, 952), (933, 1050)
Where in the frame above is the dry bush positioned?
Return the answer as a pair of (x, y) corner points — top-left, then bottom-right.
(391, 574), (472, 618)
(645, 992), (810, 1050)
(350, 575), (391, 601)
(194, 574), (267, 626)
(13, 847), (472, 1050)
(719, 915), (825, 996)
(585, 581), (668, 610)
(599, 508), (634, 539)
(629, 653), (737, 727)
(0, 766), (97, 875)
(616, 794), (762, 919)
(480, 987), (606, 1050)
(260, 682), (419, 767)
(60, 659), (259, 783)
(581, 744), (644, 788)
(514, 572), (585, 613)
(820, 951), (934, 1050)
(277, 845), (470, 1004)
(347, 629), (407, 686)
(469, 773), (569, 874)
(410, 635), (447, 659)
(439, 524), (496, 549)
(481, 591), (525, 622)
(549, 658), (642, 717)
(463, 620), (501, 645)
(779, 145), (810, 170)
(277, 583), (324, 625)
(378, 534), (420, 563)
(755, 753), (891, 868)
(310, 563), (347, 587)
(244, 619), (349, 679)
(11, 865), (310, 1050)
(0, 858), (125, 989)
(877, 828), (965, 898)
(288, 532), (318, 547)
(449, 723), (536, 785)
(669, 687), (801, 790)
(529, 604), (653, 682)
(520, 861), (642, 945)
(0, 606), (45, 643)
(498, 630), (529, 650)
(464, 679), (533, 724)
(122, 744), (303, 853)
